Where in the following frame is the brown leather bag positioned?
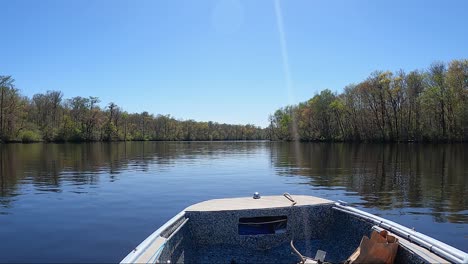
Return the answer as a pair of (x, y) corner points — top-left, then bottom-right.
(346, 230), (399, 264)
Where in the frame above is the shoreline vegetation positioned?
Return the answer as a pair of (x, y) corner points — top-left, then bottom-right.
(1, 59), (467, 143)
(0, 77), (265, 143)
(268, 59), (468, 142)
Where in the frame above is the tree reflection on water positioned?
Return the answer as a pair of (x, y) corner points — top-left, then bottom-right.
(271, 142), (467, 223)
(0, 142), (467, 224)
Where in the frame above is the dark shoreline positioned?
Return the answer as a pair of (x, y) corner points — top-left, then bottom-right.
(2, 139), (467, 144)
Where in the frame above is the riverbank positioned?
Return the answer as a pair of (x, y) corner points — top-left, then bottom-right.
(3, 138), (468, 144)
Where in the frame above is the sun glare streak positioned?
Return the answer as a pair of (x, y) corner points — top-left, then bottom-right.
(273, 0), (294, 104)
(274, 2), (305, 246)
(274, 0), (300, 144)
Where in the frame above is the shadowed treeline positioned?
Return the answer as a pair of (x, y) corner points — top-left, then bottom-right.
(270, 143), (467, 223)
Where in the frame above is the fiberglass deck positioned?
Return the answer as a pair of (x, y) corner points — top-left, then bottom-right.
(185, 195), (333, 212)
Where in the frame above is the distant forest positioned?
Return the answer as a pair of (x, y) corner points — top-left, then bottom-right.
(268, 59), (468, 142)
(0, 76), (265, 142)
(1, 59), (467, 143)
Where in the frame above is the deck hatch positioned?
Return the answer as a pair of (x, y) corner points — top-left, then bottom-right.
(238, 216), (287, 235)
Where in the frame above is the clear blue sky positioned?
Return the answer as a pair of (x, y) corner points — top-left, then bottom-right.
(2, 0), (468, 127)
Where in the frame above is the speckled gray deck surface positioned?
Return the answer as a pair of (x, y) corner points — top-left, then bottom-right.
(187, 204), (335, 247)
(156, 204), (439, 264)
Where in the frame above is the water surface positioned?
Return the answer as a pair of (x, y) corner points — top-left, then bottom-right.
(0, 142), (466, 262)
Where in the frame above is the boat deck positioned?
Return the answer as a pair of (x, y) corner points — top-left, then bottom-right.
(185, 195), (333, 212)
(121, 195), (465, 264)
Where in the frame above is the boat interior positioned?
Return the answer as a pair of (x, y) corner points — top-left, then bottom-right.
(121, 195), (466, 264)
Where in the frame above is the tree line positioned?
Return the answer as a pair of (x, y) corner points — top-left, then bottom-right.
(0, 76), (265, 142)
(268, 59), (468, 142)
(3, 59), (467, 143)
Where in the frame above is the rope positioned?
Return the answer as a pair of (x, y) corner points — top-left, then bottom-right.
(283, 192), (297, 206)
(147, 241), (166, 264)
(290, 240), (306, 264)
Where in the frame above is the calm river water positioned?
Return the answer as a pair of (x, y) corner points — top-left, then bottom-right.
(0, 142), (466, 262)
